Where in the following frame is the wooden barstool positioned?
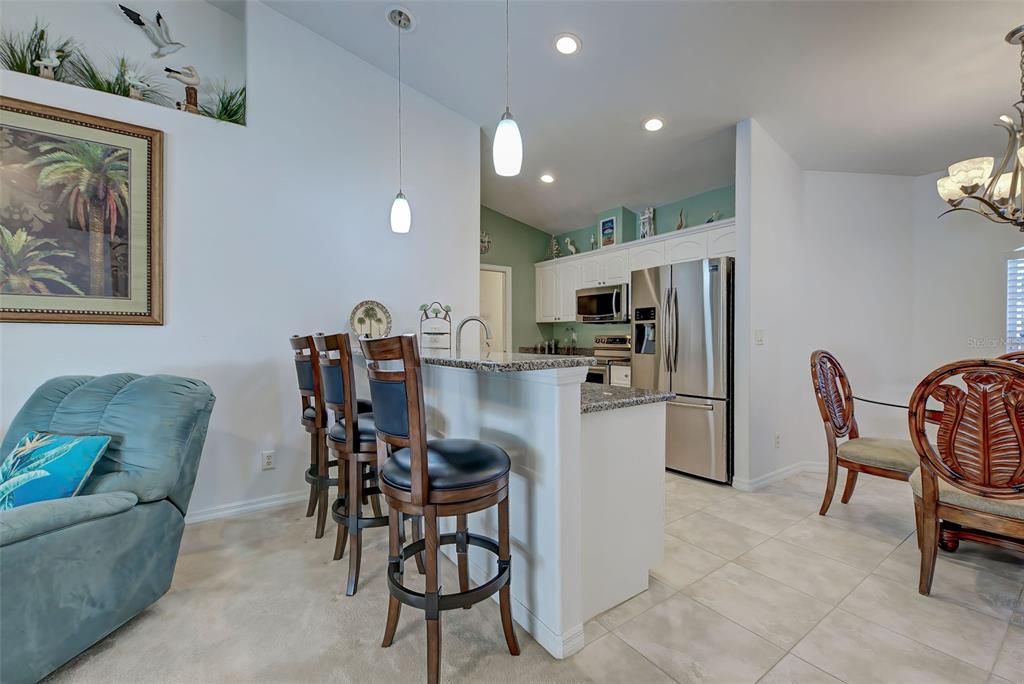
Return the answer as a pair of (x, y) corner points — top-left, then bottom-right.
(360, 334), (520, 684)
(312, 332), (387, 595)
(289, 334), (331, 538)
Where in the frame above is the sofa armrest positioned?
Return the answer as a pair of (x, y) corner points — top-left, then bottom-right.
(0, 491), (138, 547)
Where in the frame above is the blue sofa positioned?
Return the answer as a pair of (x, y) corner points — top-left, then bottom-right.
(0, 374), (215, 684)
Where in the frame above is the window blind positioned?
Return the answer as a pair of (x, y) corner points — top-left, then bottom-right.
(1007, 258), (1024, 352)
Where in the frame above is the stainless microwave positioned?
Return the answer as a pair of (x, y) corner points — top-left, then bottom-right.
(576, 284), (629, 323)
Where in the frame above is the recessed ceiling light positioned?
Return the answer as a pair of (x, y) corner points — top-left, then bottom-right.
(540, 173), (555, 184)
(643, 118), (664, 132)
(554, 33), (580, 55)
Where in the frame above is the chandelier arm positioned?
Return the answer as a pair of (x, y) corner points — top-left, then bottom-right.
(984, 118), (1018, 199)
(938, 205), (1013, 226)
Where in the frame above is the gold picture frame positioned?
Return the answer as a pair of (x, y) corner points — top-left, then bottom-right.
(0, 97), (163, 324)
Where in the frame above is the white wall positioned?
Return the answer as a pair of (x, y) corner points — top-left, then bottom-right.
(734, 119), (1020, 489)
(3, 1), (246, 102)
(0, 2), (480, 519)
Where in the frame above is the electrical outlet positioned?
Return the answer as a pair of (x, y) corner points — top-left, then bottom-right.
(261, 450), (276, 471)
(774, 433), (781, 449)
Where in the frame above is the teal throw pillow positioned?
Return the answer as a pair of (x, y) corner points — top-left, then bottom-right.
(0, 431), (111, 510)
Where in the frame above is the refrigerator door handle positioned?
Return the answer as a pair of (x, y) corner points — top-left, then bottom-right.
(672, 286), (680, 373)
(662, 287), (671, 373)
(670, 400), (714, 411)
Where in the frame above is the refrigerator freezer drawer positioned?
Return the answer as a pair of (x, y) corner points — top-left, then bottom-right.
(665, 397), (729, 483)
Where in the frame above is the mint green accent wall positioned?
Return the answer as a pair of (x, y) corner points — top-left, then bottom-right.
(480, 206), (551, 349)
(556, 185), (735, 256)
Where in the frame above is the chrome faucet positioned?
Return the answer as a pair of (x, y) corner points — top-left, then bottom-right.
(455, 316), (492, 356)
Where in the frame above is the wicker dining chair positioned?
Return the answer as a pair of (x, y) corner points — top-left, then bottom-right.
(810, 350), (920, 515)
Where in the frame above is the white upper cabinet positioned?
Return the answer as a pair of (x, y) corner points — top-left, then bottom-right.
(663, 231), (708, 264)
(628, 242), (665, 271)
(708, 227), (736, 257)
(535, 263), (557, 322)
(579, 252), (629, 287)
(556, 261), (580, 322)
(535, 261), (579, 323)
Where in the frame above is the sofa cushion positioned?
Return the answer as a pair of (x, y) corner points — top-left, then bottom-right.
(0, 491), (137, 547)
(838, 437), (918, 473)
(1, 432), (111, 509)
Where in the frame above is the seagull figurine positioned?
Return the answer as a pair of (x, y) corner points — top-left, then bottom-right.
(118, 5), (185, 58)
(164, 66), (199, 87)
(33, 50), (62, 80)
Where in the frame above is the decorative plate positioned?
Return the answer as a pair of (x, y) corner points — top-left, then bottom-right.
(349, 300), (392, 338)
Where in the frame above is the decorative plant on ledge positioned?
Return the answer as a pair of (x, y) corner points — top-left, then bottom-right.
(64, 54), (171, 106)
(200, 84), (246, 125)
(0, 21), (74, 80)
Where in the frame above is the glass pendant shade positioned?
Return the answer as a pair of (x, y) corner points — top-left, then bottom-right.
(936, 176), (966, 203)
(493, 110), (523, 177)
(390, 192), (411, 233)
(994, 173), (1015, 201)
(948, 156), (994, 190)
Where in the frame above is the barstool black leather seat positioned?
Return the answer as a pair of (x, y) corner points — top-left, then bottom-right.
(328, 412), (377, 444)
(383, 439), (511, 491)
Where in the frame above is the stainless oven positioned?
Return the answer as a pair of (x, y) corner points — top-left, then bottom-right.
(576, 284), (629, 323)
(585, 335), (631, 385)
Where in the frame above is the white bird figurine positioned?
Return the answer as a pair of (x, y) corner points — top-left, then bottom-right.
(124, 70), (147, 100)
(164, 66), (199, 87)
(33, 50), (62, 80)
(564, 237), (578, 255)
(165, 66), (200, 113)
(119, 5), (185, 58)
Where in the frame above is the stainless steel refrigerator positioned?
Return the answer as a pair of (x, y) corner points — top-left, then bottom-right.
(631, 257), (733, 483)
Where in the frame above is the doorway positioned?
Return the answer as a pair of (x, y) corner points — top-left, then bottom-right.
(480, 264), (512, 353)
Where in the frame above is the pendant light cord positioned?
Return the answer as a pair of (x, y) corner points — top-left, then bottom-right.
(505, 0), (510, 111)
(397, 22), (403, 191)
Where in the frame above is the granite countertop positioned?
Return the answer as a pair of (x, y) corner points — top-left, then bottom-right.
(580, 384), (675, 414)
(420, 349), (597, 373)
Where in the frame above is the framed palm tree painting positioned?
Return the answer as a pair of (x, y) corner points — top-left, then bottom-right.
(0, 97), (163, 323)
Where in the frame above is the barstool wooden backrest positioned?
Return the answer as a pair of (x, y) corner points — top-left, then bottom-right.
(358, 334), (429, 504)
(290, 334), (325, 430)
(312, 332), (361, 444)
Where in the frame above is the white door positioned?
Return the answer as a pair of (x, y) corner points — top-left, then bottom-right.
(480, 266), (511, 352)
(536, 265), (557, 322)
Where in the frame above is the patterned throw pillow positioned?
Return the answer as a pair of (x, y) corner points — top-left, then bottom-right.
(0, 431), (111, 510)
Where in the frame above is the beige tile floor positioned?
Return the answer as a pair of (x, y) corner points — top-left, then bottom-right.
(49, 470), (1024, 683)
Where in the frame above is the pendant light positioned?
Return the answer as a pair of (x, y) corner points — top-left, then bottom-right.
(492, 0), (522, 177)
(389, 9), (412, 233)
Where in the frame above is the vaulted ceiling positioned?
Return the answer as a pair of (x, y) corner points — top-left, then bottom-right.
(267, 1), (1022, 233)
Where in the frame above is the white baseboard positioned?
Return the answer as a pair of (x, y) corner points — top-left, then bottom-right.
(185, 490), (308, 524)
(732, 460), (826, 492)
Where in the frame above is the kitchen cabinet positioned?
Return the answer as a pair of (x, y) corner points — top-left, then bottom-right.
(610, 365), (631, 387)
(534, 261), (578, 322)
(708, 228), (736, 257)
(555, 261), (579, 322)
(579, 252), (629, 287)
(663, 232), (708, 264)
(628, 242), (664, 271)
(535, 263), (557, 322)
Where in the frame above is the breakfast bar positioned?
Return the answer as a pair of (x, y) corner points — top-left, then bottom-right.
(356, 349), (670, 659)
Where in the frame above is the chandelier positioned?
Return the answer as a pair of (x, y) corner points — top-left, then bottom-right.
(937, 25), (1024, 231)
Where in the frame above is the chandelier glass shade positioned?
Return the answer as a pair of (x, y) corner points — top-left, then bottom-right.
(936, 25), (1024, 230)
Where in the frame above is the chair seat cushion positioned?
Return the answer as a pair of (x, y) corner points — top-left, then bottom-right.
(910, 468), (1024, 521)
(837, 438), (918, 473)
(381, 438), (511, 492)
(328, 413), (376, 444)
